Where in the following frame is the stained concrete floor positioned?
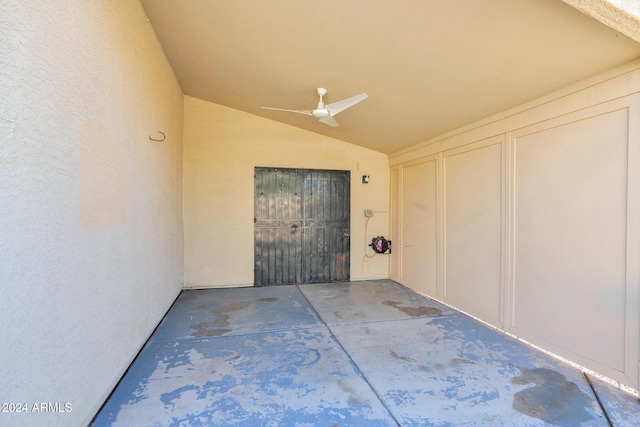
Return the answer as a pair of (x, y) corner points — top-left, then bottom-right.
(92, 280), (640, 426)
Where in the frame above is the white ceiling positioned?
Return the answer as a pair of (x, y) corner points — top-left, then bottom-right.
(140, 0), (640, 154)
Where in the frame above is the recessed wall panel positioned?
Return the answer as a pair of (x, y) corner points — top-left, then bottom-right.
(389, 167), (399, 280)
(514, 109), (628, 372)
(401, 160), (438, 296)
(444, 142), (502, 325)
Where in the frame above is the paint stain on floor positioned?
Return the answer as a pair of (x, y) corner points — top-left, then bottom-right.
(512, 367), (595, 426)
(338, 379), (368, 407)
(390, 350), (418, 364)
(190, 301), (250, 337)
(382, 300), (443, 317)
(451, 358), (476, 365)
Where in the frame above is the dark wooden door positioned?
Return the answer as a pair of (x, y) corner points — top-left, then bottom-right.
(254, 167), (350, 286)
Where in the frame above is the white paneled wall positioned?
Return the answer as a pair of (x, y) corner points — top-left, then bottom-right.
(399, 157), (438, 295)
(443, 138), (503, 327)
(389, 63), (640, 389)
(512, 102), (637, 384)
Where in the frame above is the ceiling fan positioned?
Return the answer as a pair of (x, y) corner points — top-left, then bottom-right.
(261, 88), (368, 127)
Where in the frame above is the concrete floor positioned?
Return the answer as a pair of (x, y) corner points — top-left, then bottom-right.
(92, 280), (640, 426)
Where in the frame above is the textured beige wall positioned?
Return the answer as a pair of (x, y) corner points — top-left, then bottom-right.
(183, 96), (389, 288)
(0, 2), (184, 426)
(562, 0), (640, 43)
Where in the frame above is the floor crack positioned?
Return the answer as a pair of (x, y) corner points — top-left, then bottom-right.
(584, 372), (613, 427)
(297, 285), (402, 427)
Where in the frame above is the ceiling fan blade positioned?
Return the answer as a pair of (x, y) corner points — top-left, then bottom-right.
(325, 93), (368, 116)
(261, 107), (313, 116)
(319, 116), (340, 127)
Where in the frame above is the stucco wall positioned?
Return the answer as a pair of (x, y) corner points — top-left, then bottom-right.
(183, 96), (389, 288)
(0, 2), (184, 426)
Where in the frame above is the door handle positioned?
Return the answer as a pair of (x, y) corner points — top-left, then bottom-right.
(343, 232), (350, 238)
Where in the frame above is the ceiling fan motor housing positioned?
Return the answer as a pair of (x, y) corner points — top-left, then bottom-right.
(312, 109), (330, 118)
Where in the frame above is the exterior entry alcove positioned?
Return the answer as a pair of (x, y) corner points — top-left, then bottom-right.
(183, 96), (390, 289)
(6, 1), (640, 425)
